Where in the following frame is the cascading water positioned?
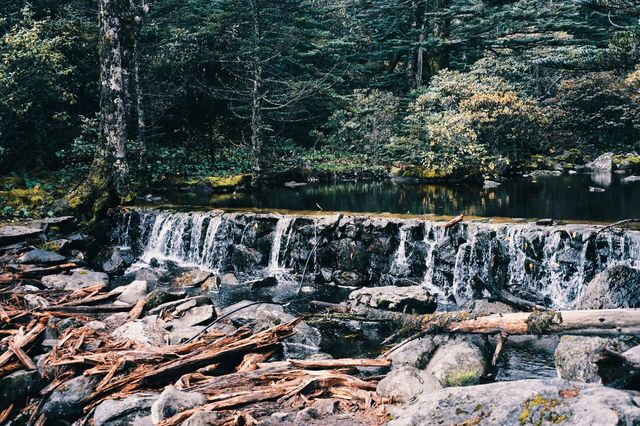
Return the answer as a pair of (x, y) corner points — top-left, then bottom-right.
(267, 217), (294, 276)
(117, 208), (640, 309)
(394, 227), (409, 267)
(126, 211), (225, 271)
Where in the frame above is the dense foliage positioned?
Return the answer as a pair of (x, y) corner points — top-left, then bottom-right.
(1, 0), (639, 189)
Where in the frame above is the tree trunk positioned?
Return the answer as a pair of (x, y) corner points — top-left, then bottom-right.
(428, 0), (450, 79)
(249, 0), (264, 186)
(311, 302), (640, 336)
(133, 0), (147, 177)
(66, 0), (134, 219)
(415, 1), (428, 88)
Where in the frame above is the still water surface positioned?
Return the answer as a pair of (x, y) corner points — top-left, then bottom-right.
(160, 172), (640, 221)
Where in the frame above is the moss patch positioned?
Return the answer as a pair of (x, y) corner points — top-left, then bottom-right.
(0, 187), (53, 217)
(445, 370), (481, 387)
(201, 174), (251, 190)
(519, 395), (568, 425)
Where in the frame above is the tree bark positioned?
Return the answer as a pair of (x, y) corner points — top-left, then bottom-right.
(311, 302), (640, 336)
(249, 0), (264, 186)
(415, 1), (428, 88)
(133, 0), (147, 177)
(65, 0), (134, 220)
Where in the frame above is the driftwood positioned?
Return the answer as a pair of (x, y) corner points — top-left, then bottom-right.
(444, 214), (464, 229)
(311, 301), (640, 336)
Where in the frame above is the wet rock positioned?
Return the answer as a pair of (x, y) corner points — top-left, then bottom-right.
(151, 386), (206, 423)
(318, 268), (333, 283)
(111, 316), (166, 346)
(332, 239), (367, 271)
(483, 180), (501, 189)
(377, 366), (442, 403)
(0, 370), (43, 409)
(94, 394), (157, 426)
(247, 276), (278, 289)
(0, 226), (42, 245)
(115, 280), (148, 305)
(36, 216), (77, 233)
(388, 378), (640, 426)
(333, 270), (365, 286)
(94, 247), (136, 275)
(42, 375), (99, 421)
(555, 336), (634, 383)
(575, 265), (640, 309)
(133, 267), (168, 286)
(535, 218), (554, 226)
(17, 249), (66, 265)
(172, 269), (213, 287)
(623, 175), (640, 183)
(349, 286), (436, 315)
(148, 295), (209, 315)
(589, 186), (606, 192)
(425, 339), (488, 387)
(231, 245), (263, 271)
(588, 153), (615, 171)
(144, 290), (188, 311)
(41, 268), (109, 290)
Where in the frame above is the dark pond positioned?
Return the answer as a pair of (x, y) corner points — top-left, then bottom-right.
(158, 172), (640, 221)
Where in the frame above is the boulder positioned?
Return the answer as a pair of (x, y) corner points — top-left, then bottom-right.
(230, 245), (263, 271)
(0, 370), (43, 409)
(554, 336), (634, 383)
(0, 226), (42, 245)
(348, 286), (436, 315)
(172, 269), (213, 287)
(387, 336), (440, 370)
(42, 375), (99, 421)
(425, 339), (488, 387)
(377, 366), (442, 403)
(169, 304), (216, 330)
(220, 273), (239, 285)
(575, 265), (640, 309)
(622, 345), (640, 364)
(221, 300), (321, 358)
(115, 280), (148, 305)
(588, 153), (615, 171)
(333, 270), (365, 286)
(94, 394), (158, 426)
(483, 180), (501, 189)
(17, 249), (66, 265)
(332, 239), (367, 271)
(151, 386), (206, 423)
(111, 316), (166, 346)
(36, 216), (77, 233)
(388, 378), (640, 426)
(247, 276), (278, 289)
(41, 268), (109, 291)
(94, 247), (136, 275)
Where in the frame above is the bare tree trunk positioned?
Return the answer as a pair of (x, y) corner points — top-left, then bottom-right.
(415, 1), (428, 88)
(249, 0), (264, 185)
(65, 0), (134, 219)
(133, 0), (147, 176)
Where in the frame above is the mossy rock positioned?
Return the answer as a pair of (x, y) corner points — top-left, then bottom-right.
(614, 155), (640, 174)
(0, 187), (53, 217)
(391, 165), (468, 180)
(200, 174), (251, 191)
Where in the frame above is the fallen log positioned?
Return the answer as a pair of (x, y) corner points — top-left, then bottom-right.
(444, 214), (464, 229)
(288, 358), (391, 370)
(310, 301), (640, 336)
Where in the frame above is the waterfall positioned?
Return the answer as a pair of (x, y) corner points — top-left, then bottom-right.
(268, 217), (294, 275)
(134, 211), (224, 271)
(394, 226), (409, 267)
(116, 209), (640, 309)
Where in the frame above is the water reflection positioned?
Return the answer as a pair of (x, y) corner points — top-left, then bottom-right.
(159, 173), (640, 221)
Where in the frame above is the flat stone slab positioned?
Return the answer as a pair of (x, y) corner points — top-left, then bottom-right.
(389, 378), (640, 426)
(348, 285), (436, 314)
(0, 226), (43, 245)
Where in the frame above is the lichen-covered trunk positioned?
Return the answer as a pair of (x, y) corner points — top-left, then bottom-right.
(66, 0), (133, 220)
(249, 0), (264, 185)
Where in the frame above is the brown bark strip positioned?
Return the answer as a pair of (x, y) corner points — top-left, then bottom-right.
(444, 214), (464, 229)
(0, 321), (46, 368)
(288, 358), (391, 369)
(8, 338), (36, 370)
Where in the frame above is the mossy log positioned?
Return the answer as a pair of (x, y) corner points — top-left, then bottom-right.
(310, 301), (640, 336)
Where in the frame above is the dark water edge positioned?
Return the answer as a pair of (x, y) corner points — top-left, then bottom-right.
(156, 172), (640, 222)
